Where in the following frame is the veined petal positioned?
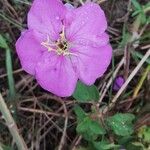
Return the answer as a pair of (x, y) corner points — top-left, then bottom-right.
(35, 52), (78, 97)
(16, 30), (44, 75)
(70, 33), (109, 48)
(71, 45), (112, 85)
(28, 0), (66, 41)
(66, 2), (107, 41)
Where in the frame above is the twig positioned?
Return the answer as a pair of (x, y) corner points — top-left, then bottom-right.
(58, 102), (68, 150)
(18, 106), (73, 119)
(141, 44), (150, 50)
(103, 49), (150, 113)
(0, 68), (23, 78)
(0, 93), (28, 150)
(72, 136), (82, 150)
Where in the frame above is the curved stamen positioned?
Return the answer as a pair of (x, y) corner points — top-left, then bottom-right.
(41, 28), (78, 57)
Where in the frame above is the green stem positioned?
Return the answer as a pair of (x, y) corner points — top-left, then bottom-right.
(6, 48), (16, 100)
(0, 94), (28, 150)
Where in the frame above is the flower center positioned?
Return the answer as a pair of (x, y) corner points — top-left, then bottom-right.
(41, 26), (75, 56)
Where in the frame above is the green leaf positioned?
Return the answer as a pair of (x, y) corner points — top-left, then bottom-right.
(77, 117), (90, 133)
(132, 10), (141, 17)
(126, 143), (142, 150)
(119, 26), (131, 48)
(77, 117), (106, 141)
(140, 11), (147, 24)
(132, 142), (145, 149)
(106, 113), (135, 136)
(73, 81), (99, 102)
(118, 136), (134, 145)
(74, 105), (87, 123)
(6, 48), (16, 99)
(138, 126), (150, 143)
(0, 34), (8, 49)
(93, 141), (120, 150)
(89, 120), (106, 135)
(131, 0), (142, 11)
(0, 34), (16, 100)
(2, 144), (14, 150)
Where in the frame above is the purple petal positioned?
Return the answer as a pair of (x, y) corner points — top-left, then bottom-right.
(63, 4), (75, 27)
(66, 2), (107, 41)
(35, 52), (78, 97)
(16, 30), (44, 75)
(28, 0), (66, 41)
(70, 32), (109, 48)
(71, 44), (112, 85)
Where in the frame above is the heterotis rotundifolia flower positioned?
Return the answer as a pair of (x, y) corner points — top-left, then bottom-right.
(16, 0), (112, 97)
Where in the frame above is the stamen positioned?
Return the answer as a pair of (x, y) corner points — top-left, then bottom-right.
(41, 27), (78, 57)
(60, 26), (65, 41)
(41, 35), (56, 51)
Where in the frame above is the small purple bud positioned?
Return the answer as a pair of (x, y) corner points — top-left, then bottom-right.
(113, 76), (125, 91)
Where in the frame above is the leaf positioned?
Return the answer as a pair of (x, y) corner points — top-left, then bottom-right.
(119, 27), (131, 48)
(93, 141), (120, 150)
(6, 48), (16, 99)
(126, 143), (142, 150)
(76, 117), (106, 141)
(0, 34), (8, 49)
(0, 34), (16, 100)
(118, 136), (134, 145)
(131, 0), (142, 11)
(138, 126), (150, 143)
(140, 11), (147, 24)
(132, 142), (145, 149)
(77, 117), (90, 133)
(89, 120), (106, 135)
(74, 105), (87, 123)
(2, 144), (14, 150)
(106, 113), (135, 136)
(73, 81), (99, 102)
(132, 10), (141, 17)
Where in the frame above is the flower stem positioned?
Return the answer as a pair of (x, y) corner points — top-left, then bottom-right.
(0, 93), (28, 150)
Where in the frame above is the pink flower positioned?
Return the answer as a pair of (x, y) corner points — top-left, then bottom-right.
(16, 0), (112, 97)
